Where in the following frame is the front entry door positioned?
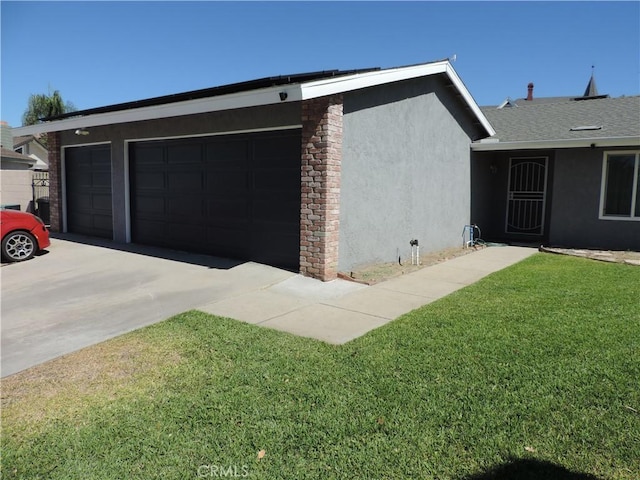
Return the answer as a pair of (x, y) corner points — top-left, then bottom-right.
(505, 157), (548, 235)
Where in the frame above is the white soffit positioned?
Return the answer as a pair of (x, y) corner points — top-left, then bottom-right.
(13, 61), (494, 137)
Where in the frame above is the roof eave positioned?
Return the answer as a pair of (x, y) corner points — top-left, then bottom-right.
(471, 136), (640, 151)
(13, 61), (494, 138)
(13, 84), (304, 137)
(444, 63), (495, 137)
(302, 61), (448, 98)
(1, 149), (37, 165)
(301, 61), (494, 137)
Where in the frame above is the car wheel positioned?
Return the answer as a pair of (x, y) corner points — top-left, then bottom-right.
(2, 231), (37, 262)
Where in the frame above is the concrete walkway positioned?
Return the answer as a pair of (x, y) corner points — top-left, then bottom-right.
(1, 238), (535, 377)
(200, 245), (537, 344)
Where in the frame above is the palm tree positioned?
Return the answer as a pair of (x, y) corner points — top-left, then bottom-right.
(48, 90), (65, 118)
(21, 90), (76, 126)
(21, 90), (76, 147)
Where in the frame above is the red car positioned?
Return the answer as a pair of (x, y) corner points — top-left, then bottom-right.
(1, 209), (51, 262)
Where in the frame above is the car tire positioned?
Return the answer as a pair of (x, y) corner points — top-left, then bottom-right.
(2, 231), (37, 262)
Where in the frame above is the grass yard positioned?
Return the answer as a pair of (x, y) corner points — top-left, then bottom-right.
(2, 253), (639, 479)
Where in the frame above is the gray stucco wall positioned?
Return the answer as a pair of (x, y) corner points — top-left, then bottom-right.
(59, 102), (301, 242)
(549, 147), (640, 250)
(338, 75), (479, 271)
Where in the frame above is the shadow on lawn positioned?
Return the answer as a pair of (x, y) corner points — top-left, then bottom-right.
(463, 458), (601, 480)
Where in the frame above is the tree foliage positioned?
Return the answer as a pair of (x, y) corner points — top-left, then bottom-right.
(21, 90), (76, 126)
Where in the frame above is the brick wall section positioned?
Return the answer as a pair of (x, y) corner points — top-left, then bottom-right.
(300, 94), (343, 281)
(46, 132), (62, 232)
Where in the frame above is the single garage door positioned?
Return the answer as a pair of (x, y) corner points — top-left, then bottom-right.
(130, 130), (301, 270)
(65, 144), (113, 238)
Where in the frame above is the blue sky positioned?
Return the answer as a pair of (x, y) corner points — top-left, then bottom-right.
(2, 1), (639, 128)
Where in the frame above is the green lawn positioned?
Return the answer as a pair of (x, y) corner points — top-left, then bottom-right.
(2, 254), (639, 479)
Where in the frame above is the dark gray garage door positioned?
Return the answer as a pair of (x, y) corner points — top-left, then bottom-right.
(65, 144), (113, 238)
(130, 130), (301, 270)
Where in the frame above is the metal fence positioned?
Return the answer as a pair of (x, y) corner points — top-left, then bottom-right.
(32, 171), (50, 225)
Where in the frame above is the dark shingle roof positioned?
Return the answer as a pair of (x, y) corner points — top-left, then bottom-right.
(43, 68), (380, 122)
(481, 95), (640, 142)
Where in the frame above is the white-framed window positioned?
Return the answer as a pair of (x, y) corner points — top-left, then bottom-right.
(599, 151), (640, 221)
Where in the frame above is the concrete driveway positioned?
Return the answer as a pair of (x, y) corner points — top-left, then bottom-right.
(2, 234), (536, 378)
(0, 235), (298, 377)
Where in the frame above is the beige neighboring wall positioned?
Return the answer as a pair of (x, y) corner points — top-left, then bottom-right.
(1, 170), (33, 211)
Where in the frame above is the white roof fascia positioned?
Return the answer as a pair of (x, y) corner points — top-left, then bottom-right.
(300, 62), (449, 98)
(443, 63), (495, 137)
(2, 156), (36, 166)
(28, 154), (49, 170)
(471, 136), (640, 151)
(300, 60), (495, 137)
(12, 84), (305, 137)
(13, 61), (495, 138)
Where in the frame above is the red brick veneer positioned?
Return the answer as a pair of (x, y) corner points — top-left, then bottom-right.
(300, 94), (343, 281)
(46, 132), (62, 232)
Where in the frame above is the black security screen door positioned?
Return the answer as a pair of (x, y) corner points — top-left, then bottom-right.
(129, 130), (301, 270)
(505, 157), (548, 235)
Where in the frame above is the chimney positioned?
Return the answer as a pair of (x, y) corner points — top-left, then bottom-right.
(526, 83), (534, 101)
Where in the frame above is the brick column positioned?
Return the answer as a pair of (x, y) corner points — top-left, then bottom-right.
(300, 94), (343, 281)
(47, 131), (62, 232)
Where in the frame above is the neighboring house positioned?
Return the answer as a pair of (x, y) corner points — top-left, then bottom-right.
(12, 60), (494, 280)
(13, 134), (49, 170)
(1, 122), (38, 211)
(1, 147), (37, 170)
(471, 77), (640, 251)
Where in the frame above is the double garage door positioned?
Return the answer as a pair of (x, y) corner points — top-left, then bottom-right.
(66, 130), (301, 270)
